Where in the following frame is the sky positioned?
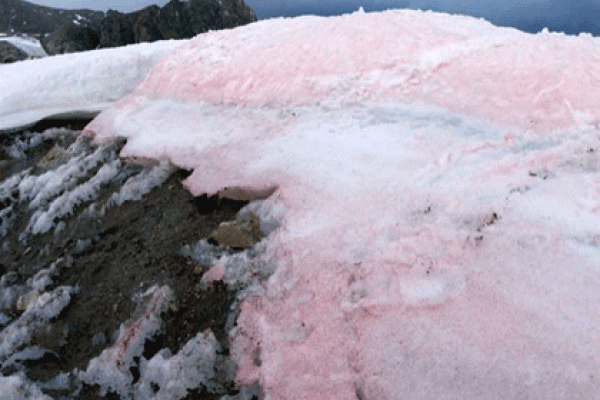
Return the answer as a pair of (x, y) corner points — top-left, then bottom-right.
(25, 0), (600, 36)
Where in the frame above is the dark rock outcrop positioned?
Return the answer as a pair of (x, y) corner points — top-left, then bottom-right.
(39, 0), (257, 55)
(0, 40), (28, 63)
(218, 0), (258, 28)
(159, 0), (194, 39)
(187, 0), (225, 33)
(40, 22), (99, 55)
(96, 10), (135, 49)
(128, 5), (163, 43)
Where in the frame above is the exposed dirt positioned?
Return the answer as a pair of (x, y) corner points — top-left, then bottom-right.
(0, 121), (259, 399)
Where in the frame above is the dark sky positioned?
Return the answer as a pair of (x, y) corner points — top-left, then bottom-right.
(26, 0), (600, 36)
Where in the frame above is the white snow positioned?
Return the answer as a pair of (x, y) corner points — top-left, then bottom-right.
(0, 39), (183, 134)
(0, 35), (47, 58)
(1, 5), (600, 400)
(0, 373), (52, 400)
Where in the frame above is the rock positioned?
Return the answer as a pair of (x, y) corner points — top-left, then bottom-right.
(40, 22), (100, 55)
(97, 10), (136, 49)
(159, 0), (194, 39)
(128, 5), (164, 43)
(218, 0), (258, 28)
(0, 40), (29, 63)
(208, 212), (263, 249)
(91, 332), (107, 347)
(36, 0), (258, 55)
(16, 290), (40, 311)
(36, 144), (69, 170)
(187, 0), (226, 33)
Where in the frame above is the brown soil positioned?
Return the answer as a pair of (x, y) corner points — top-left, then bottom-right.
(0, 121), (258, 399)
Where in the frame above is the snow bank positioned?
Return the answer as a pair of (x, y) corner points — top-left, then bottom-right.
(1, 36), (48, 58)
(0, 40), (182, 134)
(84, 8), (600, 400)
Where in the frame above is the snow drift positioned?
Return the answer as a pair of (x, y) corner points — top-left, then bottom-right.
(80, 7), (600, 399)
(0, 39), (182, 134)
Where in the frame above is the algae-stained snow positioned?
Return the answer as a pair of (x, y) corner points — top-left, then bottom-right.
(84, 9), (600, 400)
(0, 39), (182, 134)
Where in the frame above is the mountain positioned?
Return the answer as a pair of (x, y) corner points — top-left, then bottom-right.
(1, 0), (257, 55)
(0, 0), (105, 38)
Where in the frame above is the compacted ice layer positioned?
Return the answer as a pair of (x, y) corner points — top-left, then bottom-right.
(82, 8), (600, 400)
(0, 39), (182, 134)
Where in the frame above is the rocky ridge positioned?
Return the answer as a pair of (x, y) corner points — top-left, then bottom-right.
(0, 0), (257, 56)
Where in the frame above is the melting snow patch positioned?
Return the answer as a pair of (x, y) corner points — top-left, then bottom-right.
(134, 330), (227, 399)
(0, 373), (52, 400)
(0, 286), (75, 361)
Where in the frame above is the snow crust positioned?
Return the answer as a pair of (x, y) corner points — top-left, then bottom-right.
(0, 39), (182, 134)
(82, 8), (600, 399)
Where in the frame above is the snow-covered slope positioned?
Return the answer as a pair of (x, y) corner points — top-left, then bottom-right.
(0, 39), (182, 134)
(82, 8), (600, 399)
(0, 35), (48, 58)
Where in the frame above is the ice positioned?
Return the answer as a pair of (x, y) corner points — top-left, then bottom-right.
(0, 286), (75, 361)
(134, 329), (226, 399)
(105, 162), (174, 207)
(81, 8), (600, 399)
(28, 159), (121, 235)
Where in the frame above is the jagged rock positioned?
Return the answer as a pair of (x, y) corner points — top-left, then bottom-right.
(218, 0), (258, 28)
(188, 0), (225, 33)
(35, 0), (257, 55)
(0, 40), (28, 63)
(40, 22), (100, 55)
(159, 0), (194, 39)
(97, 10), (136, 49)
(128, 5), (164, 43)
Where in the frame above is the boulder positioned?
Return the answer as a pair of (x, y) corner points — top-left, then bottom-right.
(0, 40), (29, 63)
(97, 10), (135, 49)
(40, 22), (100, 55)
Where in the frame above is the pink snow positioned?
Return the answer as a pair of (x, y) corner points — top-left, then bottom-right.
(84, 8), (600, 399)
